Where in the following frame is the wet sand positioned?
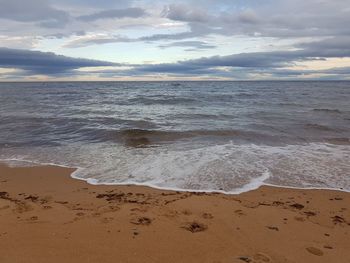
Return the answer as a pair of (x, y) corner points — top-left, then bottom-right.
(0, 163), (349, 263)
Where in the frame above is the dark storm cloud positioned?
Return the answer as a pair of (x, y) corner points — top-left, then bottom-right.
(0, 48), (118, 75)
(77, 8), (147, 22)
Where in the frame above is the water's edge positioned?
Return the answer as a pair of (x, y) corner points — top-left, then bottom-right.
(1, 158), (348, 195)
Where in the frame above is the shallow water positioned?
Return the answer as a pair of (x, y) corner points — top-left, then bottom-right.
(0, 81), (349, 193)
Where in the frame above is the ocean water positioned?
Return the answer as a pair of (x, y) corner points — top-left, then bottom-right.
(0, 81), (349, 193)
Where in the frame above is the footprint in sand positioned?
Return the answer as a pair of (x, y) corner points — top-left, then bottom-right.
(235, 209), (246, 216)
(238, 253), (271, 263)
(266, 226), (279, 231)
(100, 217), (114, 223)
(15, 202), (33, 213)
(306, 247), (324, 256)
(182, 221), (207, 233)
(26, 216), (38, 222)
(294, 216), (305, 222)
(253, 253), (271, 262)
(182, 209), (192, 216)
(202, 212), (214, 219)
(289, 203), (305, 210)
(0, 205), (10, 211)
(98, 205), (120, 214)
(130, 216), (152, 226)
(331, 215), (346, 224)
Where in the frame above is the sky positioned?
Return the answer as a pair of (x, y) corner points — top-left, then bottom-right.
(0, 0), (350, 81)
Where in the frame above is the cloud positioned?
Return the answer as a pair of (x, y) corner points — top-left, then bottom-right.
(63, 35), (133, 48)
(161, 0), (350, 40)
(159, 41), (216, 51)
(77, 8), (147, 22)
(3, 35), (350, 80)
(0, 47), (118, 75)
(0, 36), (39, 49)
(297, 36), (350, 55)
(0, 0), (70, 27)
(115, 38), (350, 77)
(162, 4), (210, 23)
(0, 0), (350, 80)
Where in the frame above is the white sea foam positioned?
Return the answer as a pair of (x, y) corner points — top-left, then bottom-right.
(235, 169), (272, 194)
(2, 142), (349, 194)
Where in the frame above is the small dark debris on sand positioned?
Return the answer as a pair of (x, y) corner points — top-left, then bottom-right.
(324, 245), (333, 249)
(266, 226), (279, 231)
(238, 256), (252, 262)
(183, 222), (208, 233)
(304, 211), (317, 217)
(290, 203), (305, 210)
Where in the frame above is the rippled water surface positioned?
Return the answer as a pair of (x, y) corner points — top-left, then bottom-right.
(0, 81), (349, 193)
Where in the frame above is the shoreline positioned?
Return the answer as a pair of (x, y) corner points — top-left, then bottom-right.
(1, 158), (349, 195)
(1, 163), (350, 262)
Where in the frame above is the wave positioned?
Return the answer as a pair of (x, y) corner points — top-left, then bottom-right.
(235, 92), (258, 98)
(325, 137), (350, 145)
(313, 108), (342, 114)
(304, 123), (336, 131)
(128, 97), (198, 105)
(107, 129), (283, 147)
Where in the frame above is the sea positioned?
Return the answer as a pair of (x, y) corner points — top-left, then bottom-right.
(0, 81), (349, 193)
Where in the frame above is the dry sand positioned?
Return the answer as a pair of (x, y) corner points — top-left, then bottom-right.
(0, 163), (349, 263)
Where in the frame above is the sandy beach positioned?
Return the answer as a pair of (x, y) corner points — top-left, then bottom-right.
(0, 163), (349, 263)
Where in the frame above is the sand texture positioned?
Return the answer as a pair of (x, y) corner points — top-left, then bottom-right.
(0, 164), (349, 263)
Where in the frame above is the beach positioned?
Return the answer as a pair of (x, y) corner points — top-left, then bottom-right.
(0, 163), (349, 263)
(1, 0), (350, 261)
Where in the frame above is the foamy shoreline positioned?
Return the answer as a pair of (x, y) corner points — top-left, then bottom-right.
(1, 158), (349, 195)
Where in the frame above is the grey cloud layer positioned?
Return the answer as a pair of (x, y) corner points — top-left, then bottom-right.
(0, 0), (70, 27)
(0, 48), (117, 75)
(77, 8), (147, 22)
(0, 0), (350, 79)
(101, 37), (350, 78)
(61, 0), (350, 49)
(159, 41), (216, 51)
(1, 36), (350, 79)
